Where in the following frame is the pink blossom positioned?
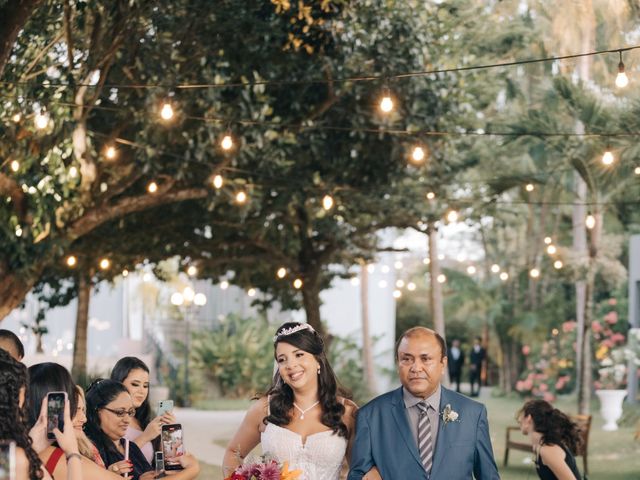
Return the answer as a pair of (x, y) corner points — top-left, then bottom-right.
(608, 298), (617, 306)
(539, 383), (549, 392)
(604, 311), (618, 324)
(562, 321), (576, 333)
(523, 379), (533, 390)
(592, 321), (602, 333)
(555, 379), (565, 390)
(516, 381), (524, 391)
(611, 333), (626, 344)
(522, 345), (531, 355)
(257, 461), (281, 480)
(543, 392), (556, 402)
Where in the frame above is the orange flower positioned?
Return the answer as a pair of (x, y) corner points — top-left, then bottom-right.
(280, 461), (302, 480)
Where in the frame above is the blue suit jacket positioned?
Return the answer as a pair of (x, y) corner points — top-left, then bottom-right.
(348, 386), (500, 480)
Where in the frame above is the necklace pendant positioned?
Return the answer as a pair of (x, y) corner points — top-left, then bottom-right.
(300, 414), (304, 419)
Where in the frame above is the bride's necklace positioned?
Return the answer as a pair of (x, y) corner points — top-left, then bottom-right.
(293, 400), (320, 420)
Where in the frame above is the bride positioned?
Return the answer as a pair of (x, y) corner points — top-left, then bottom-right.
(223, 322), (357, 480)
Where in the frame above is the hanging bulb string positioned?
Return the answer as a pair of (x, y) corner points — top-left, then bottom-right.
(1, 45), (638, 91)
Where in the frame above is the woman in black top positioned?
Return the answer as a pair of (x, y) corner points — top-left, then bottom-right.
(517, 399), (582, 480)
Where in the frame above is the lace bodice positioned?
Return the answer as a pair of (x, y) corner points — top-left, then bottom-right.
(261, 423), (347, 480)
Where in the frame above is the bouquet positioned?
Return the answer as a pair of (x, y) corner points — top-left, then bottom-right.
(225, 457), (302, 480)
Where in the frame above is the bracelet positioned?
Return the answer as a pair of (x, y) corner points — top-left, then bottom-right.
(66, 453), (82, 462)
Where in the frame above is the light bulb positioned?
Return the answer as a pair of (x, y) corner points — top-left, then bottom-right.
(407, 282), (416, 291)
(411, 146), (426, 164)
(66, 255), (77, 267)
(393, 290), (402, 299)
(546, 244), (557, 255)
(322, 194), (334, 210)
(615, 72), (629, 88)
(277, 267), (286, 279)
(525, 183), (534, 192)
(122, 269), (129, 277)
(529, 268), (540, 278)
(437, 274), (446, 284)
(147, 181), (158, 193)
(554, 260), (563, 269)
(422, 257), (430, 265)
(367, 264), (375, 273)
(99, 258), (111, 270)
(585, 214), (596, 229)
(544, 236), (552, 245)
(10, 160), (19, 172)
(379, 95), (393, 113)
(221, 134), (233, 150)
(491, 264), (500, 273)
(220, 280), (229, 290)
(194, 293), (207, 306)
(602, 150), (614, 165)
(247, 288), (256, 297)
(187, 265), (197, 276)
(34, 112), (49, 129)
(212, 174), (223, 189)
(635, 166), (640, 175)
(446, 210), (458, 223)
(105, 146), (117, 160)
(183, 286), (195, 302)
(350, 277), (360, 286)
(499, 272), (509, 281)
(466, 265), (476, 275)
(394, 261), (403, 270)
(235, 191), (247, 204)
(12, 113), (21, 122)
(293, 278), (303, 289)
(396, 279), (405, 288)
(69, 166), (78, 178)
(426, 192), (436, 200)
(171, 292), (184, 306)
(160, 102), (174, 120)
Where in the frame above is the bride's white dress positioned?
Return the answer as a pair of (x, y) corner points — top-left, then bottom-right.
(261, 422), (347, 480)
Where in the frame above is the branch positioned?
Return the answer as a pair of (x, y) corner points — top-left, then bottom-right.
(67, 186), (210, 240)
(0, 172), (30, 224)
(0, 0), (45, 77)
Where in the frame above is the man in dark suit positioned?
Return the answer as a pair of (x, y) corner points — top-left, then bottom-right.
(447, 338), (464, 393)
(469, 336), (486, 397)
(348, 327), (500, 480)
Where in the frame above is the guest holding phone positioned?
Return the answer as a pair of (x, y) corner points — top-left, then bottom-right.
(0, 349), (80, 480)
(111, 357), (176, 464)
(74, 386), (106, 467)
(86, 379), (199, 480)
(27, 363), (123, 479)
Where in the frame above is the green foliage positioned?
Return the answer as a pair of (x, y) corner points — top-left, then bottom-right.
(327, 332), (373, 405)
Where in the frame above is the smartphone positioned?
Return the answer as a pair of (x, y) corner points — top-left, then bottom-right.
(155, 451), (165, 474)
(161, 424), (184, 471)
(157, 400), (174, 416)
(46, 392), (67, 440)
(0, 440), (16, 480)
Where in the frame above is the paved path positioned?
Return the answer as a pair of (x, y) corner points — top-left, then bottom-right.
(174, 408), (246, 466)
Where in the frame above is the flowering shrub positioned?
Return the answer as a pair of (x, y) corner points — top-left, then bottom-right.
(225, 457), (301, 480)
(593, 298), (630, 390)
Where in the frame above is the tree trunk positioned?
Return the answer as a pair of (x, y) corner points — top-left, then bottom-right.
(36, 333), (44, 354)
(574, 176), (588, 411)
(71, 268), (92, 381)
(427, 225), (446, 340)
(0, 266), (45, 321)
(360, 263), (377, 394)
(301, 281), (324, 338)
(0, 0), (43, 76)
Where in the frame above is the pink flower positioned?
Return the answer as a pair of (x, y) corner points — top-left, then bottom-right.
(516, 381), (525, 391)
(522, 345), (531, 356)
(608, 298), (617, 306)
(539, 383), (549, 392)
(604, 311), (618, 324)
(555, 379), (565, 390)
(543, 392), (556, 402)
(611, 333), (626, 344)
(592, 321), (602, 333)
(257, 461), (281, 480)
(562, 321), (577, 333)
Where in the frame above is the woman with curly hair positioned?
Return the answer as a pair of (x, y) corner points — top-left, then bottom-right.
(0, 349), (80, 480)
(517, 399), (582, 480)
(223, 322), (358, 480)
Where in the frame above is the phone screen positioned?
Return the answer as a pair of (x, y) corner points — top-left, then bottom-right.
(47, 392), (66, 440)
(161, 424), (184, 470)
(0, 440), (16, 480)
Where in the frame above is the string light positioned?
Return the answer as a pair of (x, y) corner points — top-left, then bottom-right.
(426, 192), (436, 200)
(160, 102), (174, 120)
(187, 265), (197, 276)
(635, 166), (640, 175)
(220, 280), (229, 290)
(122, 269), (129, 277)
(529, 268), (540, 278)
(277, 267), (287, 279)
(322, 194), (334, 210)
(379, 86), (394, 113)
(247, 288), (256, 297)
(544, 237), (552, 245)
(437, 274), (446, 284)
(396, 279), (405, 288)
(499, 272), (509, 281)
(69, 166), (78, 178)
(407, 282), (416, 291)
(147, 181), (158, 194)
(350, 277), (360, 286)
(601, 148), (614, 166)
(367, 264), (375, 274)
(183, 286), (195, 302)
(105, 146), (117, 160)
(170, 292), (184, 306)
(423, 257), (430, 265)
(293, 278), (303, 289)
(10, 160), (19, 172)
(410, 146), (426, 164)
(546, 244), (557, 255)
(585, 214), (596, 229)
(446, 210), (459, 223)
(143, 272), (152, 282)
(394, 261), (403, 270)
(554, 260), (563, 269)
(66, 255), (77, 267)
(12, 113), (21, 122)
(220, 134), (234, 150)
(393, 290), (402, 299)
(615, 50), (629, 88)
(381, 265), (390, 273)
(34, 111), (49, 129)
(235, 191), (247, 204)
(212, 174), (224, 189)
(490, 264), (500, 273)
(467, 265), (476, 275)
(99, 258), (111, 270)
(378, 280), (388, 288)
(194, 293), (207, 306)
(15, 225), (22, 237)
(525, 183), (534, 192)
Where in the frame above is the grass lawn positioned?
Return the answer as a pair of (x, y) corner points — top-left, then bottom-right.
(195, 392), (640, 479)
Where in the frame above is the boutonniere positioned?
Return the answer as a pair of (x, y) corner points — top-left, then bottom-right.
(441, 404), (460, 426)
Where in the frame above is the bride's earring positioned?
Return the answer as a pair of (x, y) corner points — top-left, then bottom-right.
(317, 366), (321, 375)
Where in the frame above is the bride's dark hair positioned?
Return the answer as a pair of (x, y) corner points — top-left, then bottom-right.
(264, 322), (349, 438)
(519, 399), (582, 454)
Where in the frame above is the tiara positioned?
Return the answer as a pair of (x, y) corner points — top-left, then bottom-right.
(273, 323), (314, 342)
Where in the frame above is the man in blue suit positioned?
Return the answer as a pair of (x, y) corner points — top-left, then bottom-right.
(348, 327), (500, 480)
